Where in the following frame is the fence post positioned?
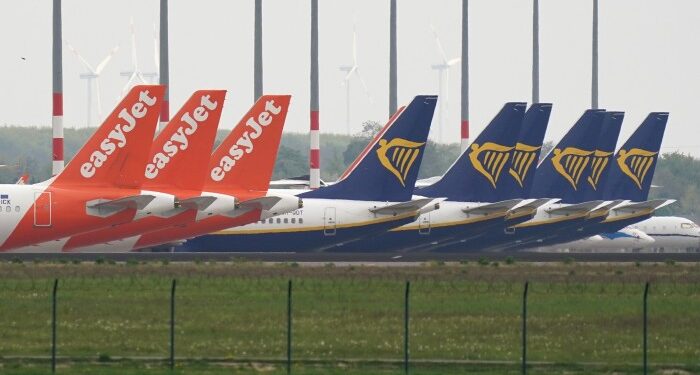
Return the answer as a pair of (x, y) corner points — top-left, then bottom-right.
(643, 281), (650, 375)
(522, 281), (529, 375)
(170, 279), (177, 370)
(51, 279), (58, 374)
(287, 279), (292, 375)
(404, 280), (410, 375)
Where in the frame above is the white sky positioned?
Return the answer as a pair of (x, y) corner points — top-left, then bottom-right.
(1, 0), (699, 155)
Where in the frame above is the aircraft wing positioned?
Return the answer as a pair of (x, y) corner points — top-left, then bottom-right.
(86, 195), (156, 217)
(369, 197), (444, 216)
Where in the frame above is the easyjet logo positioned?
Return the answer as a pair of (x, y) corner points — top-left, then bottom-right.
(80, 90), (158, 178)
(210, 99), (282, 182)
(145, 95), (219, 179)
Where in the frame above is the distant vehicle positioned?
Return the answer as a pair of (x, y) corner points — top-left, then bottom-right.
(1, 85), (172, 251)
(556, 216), (700, 252)
(181, 96), (442, 252)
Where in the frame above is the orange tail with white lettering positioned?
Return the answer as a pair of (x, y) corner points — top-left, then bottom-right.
(144, 90), (226, 191)
(206, 95), (291, 192)
(52, 85), (165, 189)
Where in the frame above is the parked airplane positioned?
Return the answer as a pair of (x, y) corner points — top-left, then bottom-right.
(529, 112), (673, 249)
(436, 109), (614, 252)
(48, 90), (229, 251)
(334, 102), (553, 252)
(0, 85), (169, 251)
(558, 216), (699, 252)
(180, 95), (442, 252)
(61, 95), (301, 252)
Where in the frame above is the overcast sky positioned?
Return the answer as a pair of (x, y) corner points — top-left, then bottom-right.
(1, 0), (699, 156)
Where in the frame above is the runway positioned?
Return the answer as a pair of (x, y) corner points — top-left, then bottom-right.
(1, 251), (700, 263)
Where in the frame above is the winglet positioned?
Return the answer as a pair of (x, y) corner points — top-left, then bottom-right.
(206, 95), (291, 192)
(52, 85), (165, 189)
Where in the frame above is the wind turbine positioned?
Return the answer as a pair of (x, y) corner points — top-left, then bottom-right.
(65, 40), (119, 127)
(120, 18), (157, 95)
(339, 24), (372, 135)
(430, 24), (460, 143)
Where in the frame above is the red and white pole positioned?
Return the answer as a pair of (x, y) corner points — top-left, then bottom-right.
(159, 0), (170, 129)
(309, 0), (320, 189)
(52, 0), (64, 175)
(460, 0), (469, 152)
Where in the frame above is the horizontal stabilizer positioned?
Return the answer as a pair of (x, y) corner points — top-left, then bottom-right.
(462, 199), (523, 216)
(86, 195), (156, 217)
(545, 200), (610, 217)
(369, 197), (444, 216)
(611, 199), (676, 214)
(178, 196), (219, 211)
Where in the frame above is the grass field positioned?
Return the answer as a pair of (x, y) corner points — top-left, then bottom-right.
(0, 260), (699, 374)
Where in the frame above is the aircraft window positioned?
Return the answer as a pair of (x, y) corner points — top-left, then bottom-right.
(268, 218), (274, 224)
(284, 218), (288, 224)
(291, 218), (296, 224)
(276, 218), (281, 224)
(299, 218), (304, 224)
(14, 206), (19, 212)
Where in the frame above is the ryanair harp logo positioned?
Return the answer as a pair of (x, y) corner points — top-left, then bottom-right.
(509, 143), (541, 188)
(617, 148), (658, 189)
(586, 150), (613, 190)
(376, 138), (425, 186)
(469, 142), (514, 188)
(550, 147), (594, 190)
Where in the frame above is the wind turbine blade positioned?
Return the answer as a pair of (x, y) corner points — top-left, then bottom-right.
(430, 23), (449, 64)
(65, 40), (95, 73)
(153, 23), (159, 72)
(95, 79), (103, 119)
(344, 65), (357, 81)
(95, 45), (120, 74)
(352, 24), (358, 65)
(354, 67), (373, 104)
(447, 57), (461, 66)
(130, 17), (139, 69)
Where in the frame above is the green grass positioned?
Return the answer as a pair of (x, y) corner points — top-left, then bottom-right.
(1, 261), (700, 374)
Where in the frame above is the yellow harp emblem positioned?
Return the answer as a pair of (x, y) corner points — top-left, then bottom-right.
(617, 148), (658, 189)
(508, 143), (541, 188)
(469, 142), (514, 189)
(550, 147), (594, 190)
(586, 150), (613, 190)
(376, 138), (425, 187)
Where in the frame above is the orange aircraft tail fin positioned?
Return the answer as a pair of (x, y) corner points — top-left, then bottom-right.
(144, 90), (226, 191)
(52, 85), (165, 189)
(206, 95), (291, 192)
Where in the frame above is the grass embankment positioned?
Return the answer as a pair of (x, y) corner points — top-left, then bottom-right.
(0, 260), (699, 374)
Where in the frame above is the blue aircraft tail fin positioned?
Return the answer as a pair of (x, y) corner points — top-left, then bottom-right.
(417, 102), (527, 202)
(603, 112), (669, 201)
(499, 103), (552, 200)
(301, 95), (437, 202)
(530, 109), (606, 203)
(579, 111), (624, 201)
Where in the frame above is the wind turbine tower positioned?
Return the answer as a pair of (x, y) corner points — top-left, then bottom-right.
(430, 24), (460, 144)
(121, 19), (157, 95)
(339, 25), (372, 135)
(66, 42), (119, 127)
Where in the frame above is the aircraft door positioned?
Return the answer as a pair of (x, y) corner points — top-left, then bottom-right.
(33, 192), (52, 227)
(323, 207), (336, 236)
(418, 213), (430, 235)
